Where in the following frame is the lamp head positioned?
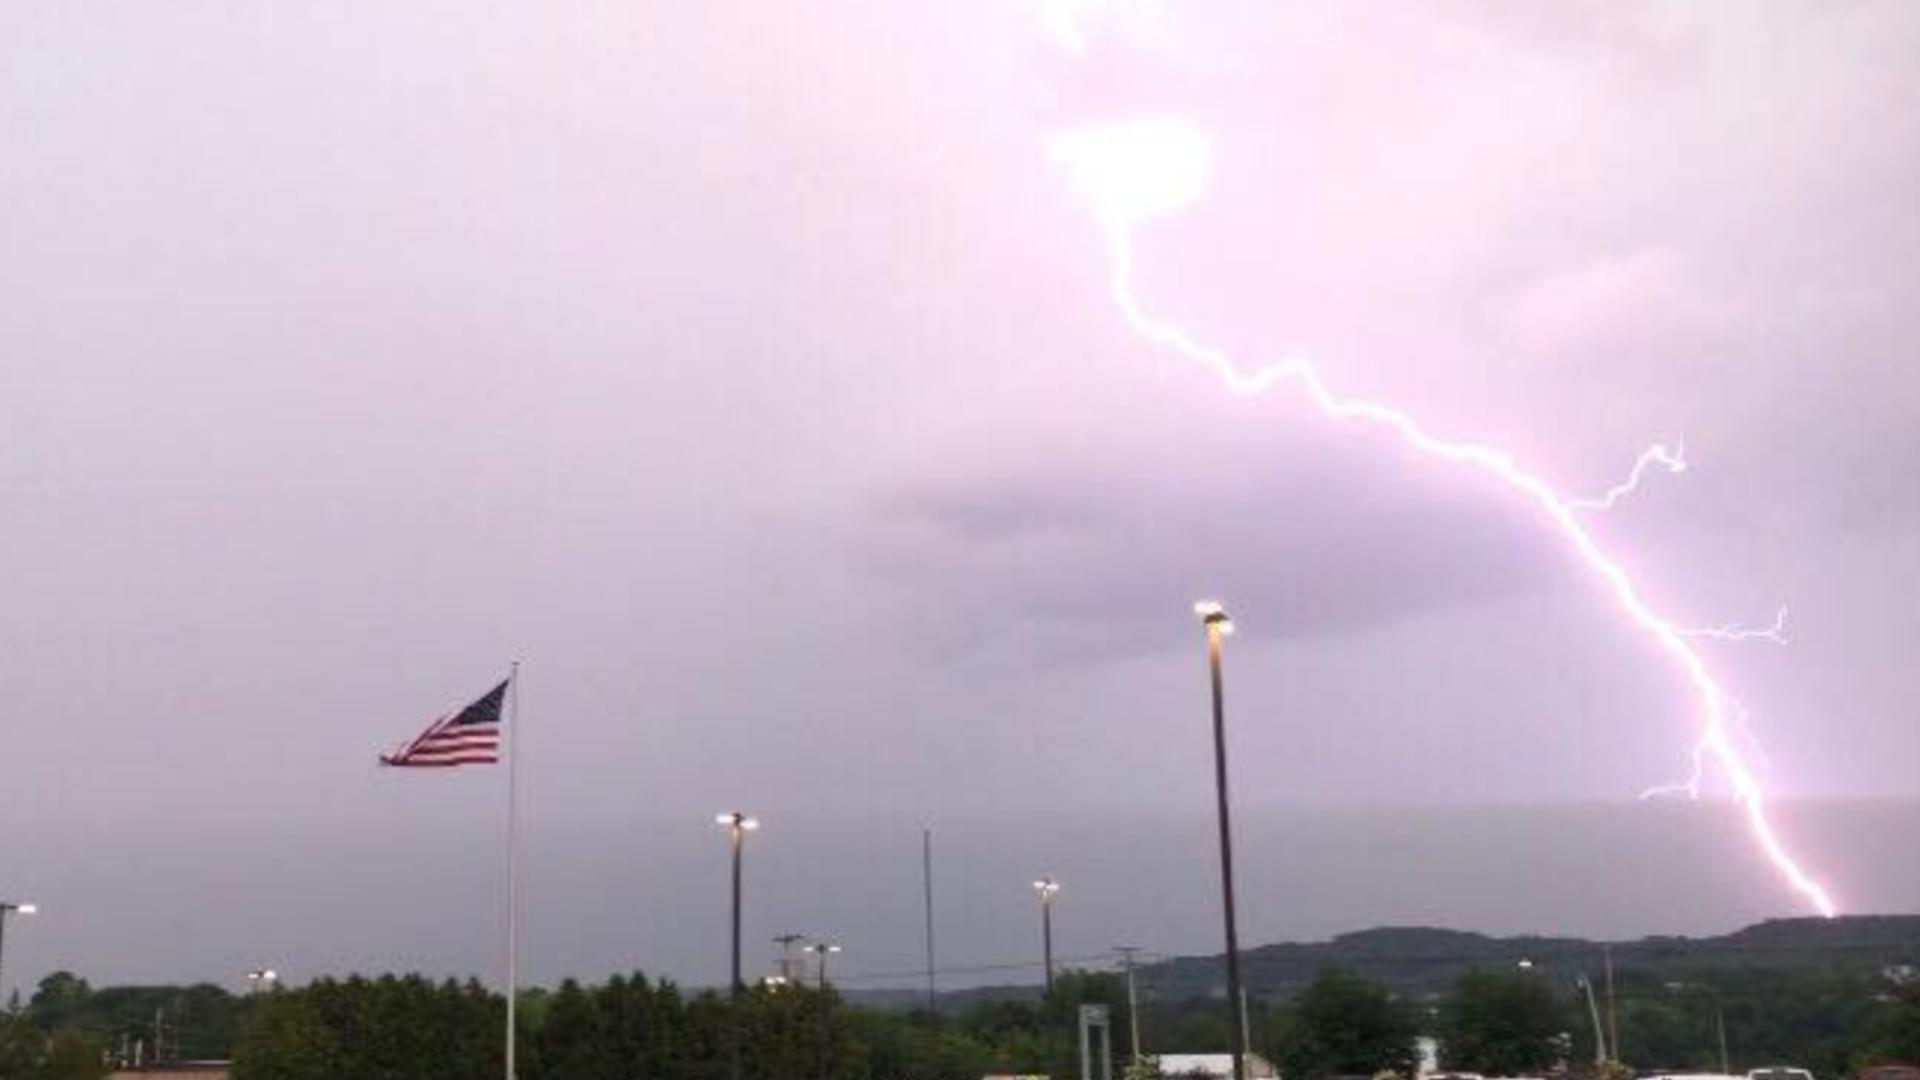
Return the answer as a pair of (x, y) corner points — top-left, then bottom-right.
(1193, 599), (1234, 635)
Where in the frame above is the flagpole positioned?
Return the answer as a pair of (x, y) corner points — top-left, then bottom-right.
(505, 661), (521, 1080)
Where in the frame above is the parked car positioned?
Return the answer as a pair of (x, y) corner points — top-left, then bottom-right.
(1748, 1066), (1815, 1080)
(1856, 1065), (1920, 1080)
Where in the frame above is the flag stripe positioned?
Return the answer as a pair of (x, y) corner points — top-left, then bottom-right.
(381, 679), (509, 769)
(413, 732), (499, 746)
(408, 736), (500, 749)
(407, 737), (499, 749)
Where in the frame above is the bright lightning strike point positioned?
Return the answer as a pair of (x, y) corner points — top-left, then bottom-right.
(1041, 0), (1091, 52)
(1051, 114), (1838, 917)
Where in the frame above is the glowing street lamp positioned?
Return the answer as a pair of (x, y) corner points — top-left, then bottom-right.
(804, 941), (843, 1080)
(716, 813), (758, 1080)
(715, 813), (760, 994)
(1194, 599), (1246, 1080)
(246, 969), (279, 994)
(1033, 877), (1061, 994)
(804, 941), (842, 991)
(0, 901), (37, 1001)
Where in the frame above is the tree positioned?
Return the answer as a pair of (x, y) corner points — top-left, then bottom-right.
(36, 1031), (105, 1080)
(843, 1008), (990, 1080)
(24, 976), (90, 1033)
(1438, 970), (1566, 1076)
(230, 994), (340, 1080)
(0, 1014), (41, 1080)
(1272, 969), (1419, 1080)
(0, 1016), (105, 1080)
(1864, 983), (1920, 1067)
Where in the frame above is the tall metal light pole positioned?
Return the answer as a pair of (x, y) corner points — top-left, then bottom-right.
(1664, 981), (1729, 1074)
(806, 941), (842, 1080)
(1116, 946), (1144, 1068)
(1573, 974), (1608, 1065)
(1033, 877), (1061, 994)
(922, 827), (938, 1015)
(0, 901), (38, 1003)
(716, 813), (757, 1080)
(1714, 990), (1729, 1074)
(715, 812), (759, 993)
(806, 940), (841, 992)
(1195, 600), (1246, 1080)
(1604, 944), (1620, 1066)
(1528, 957), (1607, 1066)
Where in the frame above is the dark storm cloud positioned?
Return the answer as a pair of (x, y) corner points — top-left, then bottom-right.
(867, 436), (1573, 661)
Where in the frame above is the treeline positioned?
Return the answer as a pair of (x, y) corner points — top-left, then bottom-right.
(0, 971), (235, 1080)
(0, 1018), (105, 1080)
(1257, 966), (1920, 1080)
(225, 966), (1920, 1080)
(233, 971), (1133, 1080)
(6, 961), (1920, 1080)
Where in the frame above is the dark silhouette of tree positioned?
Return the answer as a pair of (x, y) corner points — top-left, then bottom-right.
(1272, 968), (1418, 1080)
(1438, 970), (1566, 1075)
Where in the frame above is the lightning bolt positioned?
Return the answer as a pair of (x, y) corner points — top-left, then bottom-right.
(1568, 441), (1688, 511)
(1643, 698), (1777, 802)
(1049, 111), (1838, 916)
(1682, 606), (1791, 645)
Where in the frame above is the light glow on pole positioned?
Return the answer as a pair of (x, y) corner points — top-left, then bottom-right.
(1046, 100), (1837, 916)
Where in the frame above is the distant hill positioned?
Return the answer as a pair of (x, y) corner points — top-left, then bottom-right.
(849, 915), (1920, 1010)
(1173, 915), (1920, 999)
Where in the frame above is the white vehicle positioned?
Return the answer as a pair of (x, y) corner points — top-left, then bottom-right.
(1748, 1068), (1816, 1080)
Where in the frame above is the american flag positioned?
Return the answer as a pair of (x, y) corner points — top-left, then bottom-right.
(381, 678), (508, 767)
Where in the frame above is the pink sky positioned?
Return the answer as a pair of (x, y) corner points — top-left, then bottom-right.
(1, 2), (1916, 991)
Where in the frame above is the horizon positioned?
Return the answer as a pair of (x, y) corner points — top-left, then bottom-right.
(4, 799), (1915, 997)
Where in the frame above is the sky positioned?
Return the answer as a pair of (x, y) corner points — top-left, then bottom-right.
(1, 2), (1917, 998)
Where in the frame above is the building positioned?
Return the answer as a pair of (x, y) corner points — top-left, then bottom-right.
(1155, 1053), (1281, 1079)
(109, 1064), (229, 1080)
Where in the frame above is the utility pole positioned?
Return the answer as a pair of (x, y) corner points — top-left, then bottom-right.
(1577, 975), (1607, 1065)
(1115, 947), (1144, 1067)
(775, 934), (805, 984)
(923, 827), (938, 1015)
(1714, 992), (1730, 1074)
(1239, 987), (1253, 1069)
(1604, 944), (1620, 1065)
